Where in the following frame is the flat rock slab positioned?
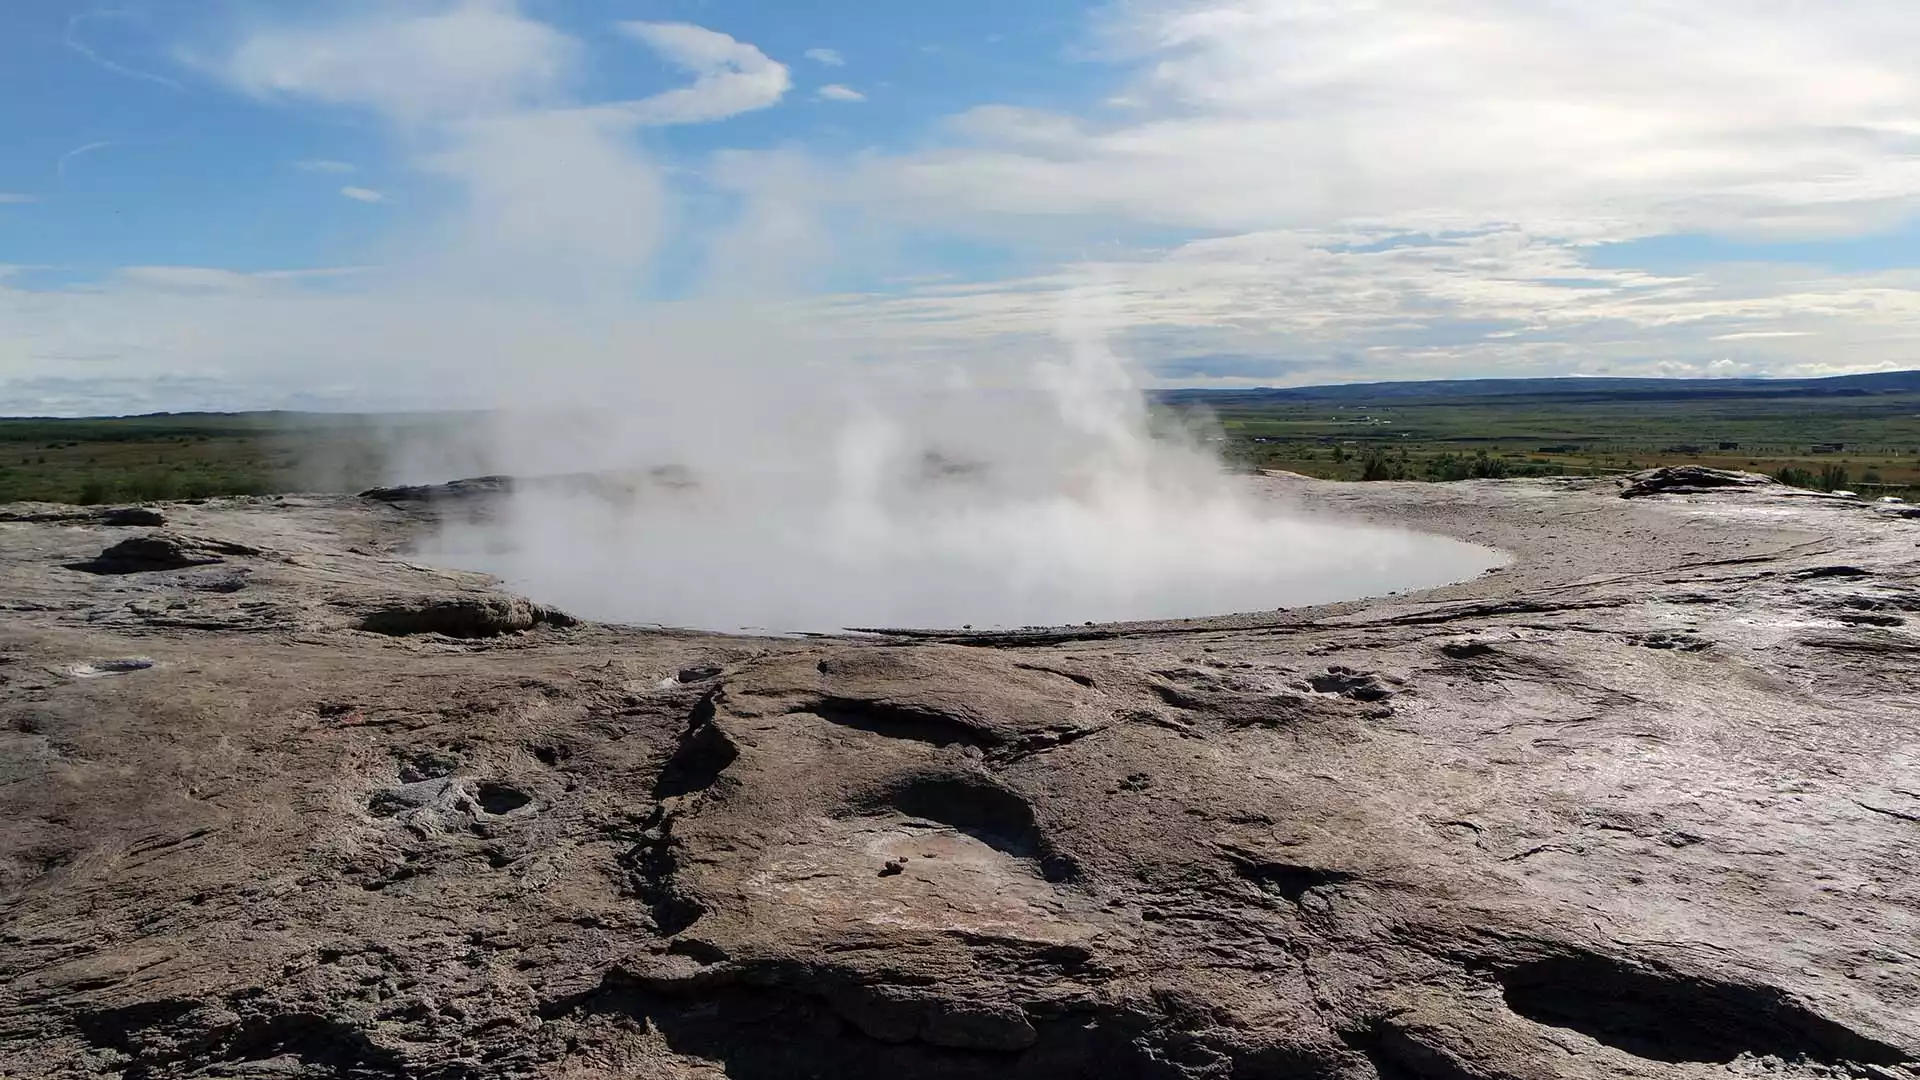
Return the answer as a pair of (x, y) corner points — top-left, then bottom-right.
(1, 479), (1917, 1079)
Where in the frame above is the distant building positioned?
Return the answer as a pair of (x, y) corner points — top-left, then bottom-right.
(1718, 441), (1739, 450)
(1812, 443), (1845, 454)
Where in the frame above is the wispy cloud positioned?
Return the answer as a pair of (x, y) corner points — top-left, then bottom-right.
(817, 84), (866, 103)
(55, 140), (115, 177)
(0, 193), (39, 204)
(110, 265), (363, 291)
(216, 5), (576, 121)
(339, 186), (386, 203)
(871, 0), (1920, 245)
(613, 22), (791, 125)
(65, 12), (183, 91)
(295, 159), (357, 173)
(804, 48), (844, 67)
(16, 0), (1920, 416)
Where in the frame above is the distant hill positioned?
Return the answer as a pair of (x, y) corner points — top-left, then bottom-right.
(1154, 369), (1920, 407)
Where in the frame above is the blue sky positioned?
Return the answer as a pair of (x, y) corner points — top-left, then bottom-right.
(5, 0), (1920, 413)
(1, 1), (1095, 277)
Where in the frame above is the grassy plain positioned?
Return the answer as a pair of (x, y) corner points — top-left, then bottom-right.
(4, 372), (1918, 504)
(1172, 374), (1920, 497)
(0, 413), (389, 505)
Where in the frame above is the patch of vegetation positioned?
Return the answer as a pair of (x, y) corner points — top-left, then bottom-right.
(0, 413), (391, 505)
(6, 372), (1920, 505)
(1182, 371), (1920, 498)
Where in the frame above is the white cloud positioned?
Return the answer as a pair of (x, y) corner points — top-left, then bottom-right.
(817, 84), (865, 103)
(0, 193), (38, 204)
(870, 0), (1920, 242)
(295, 159), (357, 173)
(17, 0), (1920, 416)
(114, 266), (272, 291)
(10, 226), (1920, 414)
(340, 186), (386, 203)
(804, 48), (844, 67)
(214, 3), (576, 121)
(110, 266), (363, 292)
(613, 22), (791, 125)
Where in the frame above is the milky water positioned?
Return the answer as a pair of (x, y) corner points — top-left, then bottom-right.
(425, 472), (1505, 633)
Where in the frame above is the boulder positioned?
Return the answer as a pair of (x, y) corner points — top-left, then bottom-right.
(1618, 465), (1776, 498)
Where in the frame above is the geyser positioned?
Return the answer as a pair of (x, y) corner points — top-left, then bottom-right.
(410, 333), (1504, 633)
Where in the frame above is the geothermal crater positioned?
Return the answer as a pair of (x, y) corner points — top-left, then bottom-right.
(406, 470), (1507, 631)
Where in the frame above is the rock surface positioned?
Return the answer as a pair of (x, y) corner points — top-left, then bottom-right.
(2, 477), (1918, 1079)
(1617, 465), (1778, 498)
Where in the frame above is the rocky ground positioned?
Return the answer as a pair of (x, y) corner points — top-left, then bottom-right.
(2, 473), (1918, 1079)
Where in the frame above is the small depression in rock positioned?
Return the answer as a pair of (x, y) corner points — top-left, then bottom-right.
(415, 473), (1504, 633)
(476, 782), (534, 815)
(67, 658), (156, 679)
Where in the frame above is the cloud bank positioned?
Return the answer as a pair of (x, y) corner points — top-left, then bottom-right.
(9, 0), (1920, 414)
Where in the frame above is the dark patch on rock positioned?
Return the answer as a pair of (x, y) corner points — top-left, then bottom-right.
(865, 773), (1044, 860)
(359, 475), (515, 504)
(396, 749), (460, 783)
(358, 595), (577, 637)
(75, 1002), (407, 1077)
(1627, 631), (1713, 651)
(1618, 465), (1777, 498)
(1229, 856), (1357, 904)
(1344, 1022), (1484, 1080)
(1835, 611), (1906, 627)
(475, 782), (533, 816)
(1495, 950), (1908, 1067)
(99, 507), (167, 527)
(653, 709), (738, 801)
(1306, 665), (1395, 701)
(808, 697), (1003, 748)
(1795, 565), (1873, 579)
(72, 532), (259, 574)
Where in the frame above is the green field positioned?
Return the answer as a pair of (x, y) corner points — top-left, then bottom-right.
(5, 371), (1919, 504)
(1162, 371), (1920, 497)
(0, 413), (391, 505)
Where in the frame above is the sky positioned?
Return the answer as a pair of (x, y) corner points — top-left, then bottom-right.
(5, 0), (1920, 414)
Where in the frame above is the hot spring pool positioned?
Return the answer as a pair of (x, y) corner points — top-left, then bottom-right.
(421, 486), (1506, 633)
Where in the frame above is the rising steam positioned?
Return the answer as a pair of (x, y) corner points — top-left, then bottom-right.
(397, 302), (1499, 632)
(206, 4), (1501, 631)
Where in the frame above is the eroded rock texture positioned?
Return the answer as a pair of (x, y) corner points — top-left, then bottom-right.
(2, 477), (1918, 1078)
